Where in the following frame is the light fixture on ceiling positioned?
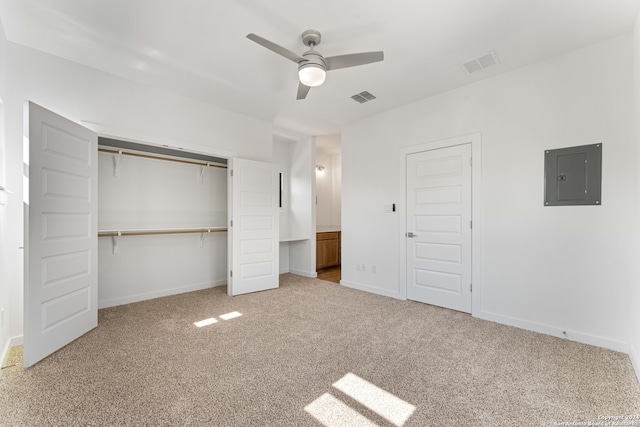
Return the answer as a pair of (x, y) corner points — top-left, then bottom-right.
(298, 51), (327, 87)
(316, 164), (325, 172)
(298, 65), (326, 86)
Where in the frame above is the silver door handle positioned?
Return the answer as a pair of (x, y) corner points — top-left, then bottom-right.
(406, 232), (418, 238)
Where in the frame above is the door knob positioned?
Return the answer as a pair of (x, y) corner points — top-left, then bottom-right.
(406, 232), (417, 238)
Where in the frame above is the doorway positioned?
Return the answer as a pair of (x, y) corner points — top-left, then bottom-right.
(315, 135), (342, 282)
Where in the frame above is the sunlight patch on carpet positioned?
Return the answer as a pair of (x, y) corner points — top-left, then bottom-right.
(194, 311), (243, 327)
(194, 318), (218, 327)
(219, 311), (242, 320)
(305, 373), (415, 426)
(305, 393), (379, 427)
(333, 373), (415, 426)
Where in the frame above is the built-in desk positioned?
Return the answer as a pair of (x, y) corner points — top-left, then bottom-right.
(279, 236), (309, 243)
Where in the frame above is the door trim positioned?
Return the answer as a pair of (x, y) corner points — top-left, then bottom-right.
(398, 133), (482, 316)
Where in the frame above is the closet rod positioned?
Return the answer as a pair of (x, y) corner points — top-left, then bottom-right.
(98, 147), (227, 169)
(98, 228), (227, 238)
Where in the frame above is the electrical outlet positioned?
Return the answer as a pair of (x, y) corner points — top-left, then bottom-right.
(362, 264), (366, 272)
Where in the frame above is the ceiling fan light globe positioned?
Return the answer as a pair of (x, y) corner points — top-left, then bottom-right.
(298, 65), (326, 87)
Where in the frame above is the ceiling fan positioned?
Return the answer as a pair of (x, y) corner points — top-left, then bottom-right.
(246, 29), (384, 100)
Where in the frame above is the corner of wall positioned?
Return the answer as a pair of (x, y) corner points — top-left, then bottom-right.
(632, 4), (640, 385)
(0, 335), (23, 377)
(630, 340), (640, 385)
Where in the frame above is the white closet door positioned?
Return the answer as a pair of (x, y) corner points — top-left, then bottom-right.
(24, 102), (98, 368)
(227, 158), (279, 296)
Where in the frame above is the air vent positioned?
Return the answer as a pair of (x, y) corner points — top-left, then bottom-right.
(463, 50), (500, 74)
(351, 91), (377, 104)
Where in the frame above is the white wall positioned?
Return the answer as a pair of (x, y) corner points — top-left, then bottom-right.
(631, 9), (640, 381)
(0, 17), (15, 366)
(331, 153), (342, 227)
(342, 34), (635, 352)
(289, 137), (316, 277)
(315, 150), (334, 227)
(1, 42), (272, 350)
(315, 134), (342, 228)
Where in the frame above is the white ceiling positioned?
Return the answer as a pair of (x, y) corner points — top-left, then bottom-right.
(1, 0), (638, 139)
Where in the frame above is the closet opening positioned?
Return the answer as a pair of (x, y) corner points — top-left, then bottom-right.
(97, 137), (229, 308)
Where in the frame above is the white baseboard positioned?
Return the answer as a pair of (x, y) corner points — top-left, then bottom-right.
(340, 280), (402, 300)
(98, 280), (226, 309)
(289, 268), (317, 278)
(477, 310), (629, 354)
(630, 340), (640, 385)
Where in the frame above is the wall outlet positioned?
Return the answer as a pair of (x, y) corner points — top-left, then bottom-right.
(362, 264), (366, 272)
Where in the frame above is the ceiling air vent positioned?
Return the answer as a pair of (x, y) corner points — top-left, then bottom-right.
(351, 91), (377, 104)
(463, 50), (500, 74)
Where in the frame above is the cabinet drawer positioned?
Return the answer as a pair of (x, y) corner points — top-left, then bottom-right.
(317, 232), (339, 241)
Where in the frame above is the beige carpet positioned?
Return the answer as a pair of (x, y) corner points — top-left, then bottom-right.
(1, 274), (638, 426)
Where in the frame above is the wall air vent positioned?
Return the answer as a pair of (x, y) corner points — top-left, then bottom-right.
(351, 91), (377, 104)
(463, 50), (500, 74)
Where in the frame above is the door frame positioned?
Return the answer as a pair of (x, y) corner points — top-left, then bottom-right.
(398, 133), (482, 316)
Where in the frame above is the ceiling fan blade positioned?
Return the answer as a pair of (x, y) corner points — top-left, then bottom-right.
(246, 33), (304, 63)
(325, 51), (384, 71)
(297, 82), (311, 100)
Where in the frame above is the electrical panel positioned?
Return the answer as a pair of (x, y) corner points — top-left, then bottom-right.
(544, 143), (602, 206)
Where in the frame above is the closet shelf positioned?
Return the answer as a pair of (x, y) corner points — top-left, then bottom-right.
(99, 227), (227, 254)
(98, 147), (227, 169)
(98, 227), (227, 238)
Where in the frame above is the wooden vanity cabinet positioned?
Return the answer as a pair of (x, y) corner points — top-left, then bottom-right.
(316, 231), (341, 270)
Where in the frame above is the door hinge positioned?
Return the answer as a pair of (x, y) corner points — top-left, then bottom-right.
(230, 220), (233, 227)
(230, 270), (233, 277)
(470, 283), (472, 292)
(230, 169), (233, 177)
(470, 220), (473, 229)
(470, 157), (472, 166)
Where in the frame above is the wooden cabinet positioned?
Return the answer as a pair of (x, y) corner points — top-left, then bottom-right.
(316, 231), (341, 270)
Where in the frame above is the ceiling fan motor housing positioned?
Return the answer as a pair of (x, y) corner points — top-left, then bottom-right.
(299, 51), (326, 70)
(301, 29), (322, 47)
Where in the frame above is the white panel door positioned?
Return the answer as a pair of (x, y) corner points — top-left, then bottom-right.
(227, 158), (279, 296)
(406, 144), (472, 313)
(24, 102), (98, 368)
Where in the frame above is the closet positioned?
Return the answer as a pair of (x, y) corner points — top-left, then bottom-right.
(97, 138), (229, 308)
(24, 102), (283, 367)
